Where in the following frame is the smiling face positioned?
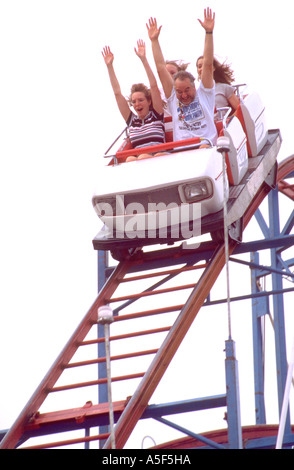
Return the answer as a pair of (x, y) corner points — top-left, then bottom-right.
(131, 91), (151, 119)
(174, 77), (196, 106)
(196, 57), (204, 80)
(197, 56), (216, 82)
(166, 63), (179, 78)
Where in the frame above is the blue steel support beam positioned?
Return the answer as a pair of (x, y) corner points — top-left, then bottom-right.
(97, 250), (109, 447)
(225, 339), (243, 449)
(268, 189), (291, 434)
(250, 251), (267, 424)
(154, 416), (226, 449)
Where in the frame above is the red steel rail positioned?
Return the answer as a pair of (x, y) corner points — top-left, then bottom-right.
(0, 260), (132, 449)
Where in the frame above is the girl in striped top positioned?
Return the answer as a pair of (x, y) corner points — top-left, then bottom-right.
(102, 40), (166, 161)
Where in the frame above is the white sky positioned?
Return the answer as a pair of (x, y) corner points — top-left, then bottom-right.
(0, 0), (293, 448)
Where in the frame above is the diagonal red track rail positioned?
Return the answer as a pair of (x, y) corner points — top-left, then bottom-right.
(103, 240), (235, 448)
(277, 155), (294, 201)
(0, 260), (132, 449)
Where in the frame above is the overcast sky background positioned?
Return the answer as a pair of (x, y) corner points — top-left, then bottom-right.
(0, 0), (293, 448)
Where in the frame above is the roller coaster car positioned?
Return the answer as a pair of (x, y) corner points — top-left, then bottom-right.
(92, 92), (281, 259)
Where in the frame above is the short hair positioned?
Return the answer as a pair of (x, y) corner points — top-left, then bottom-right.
(127, 83), (151, 105)
(173, 70), (196, 84)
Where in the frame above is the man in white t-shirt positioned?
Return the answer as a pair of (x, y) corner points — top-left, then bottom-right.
(167, 71), (217, 144)
(147, 7), (217, 145)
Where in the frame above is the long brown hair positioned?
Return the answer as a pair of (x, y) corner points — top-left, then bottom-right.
(196, 56), (235, 84)
(165, 60), (189, 72)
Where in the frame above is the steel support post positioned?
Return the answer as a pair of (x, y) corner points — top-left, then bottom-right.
(225, 339), (243, 449)
(250, 251), (267, 424)
(268, 189), (291, 434)
(97, 250), (109, 447)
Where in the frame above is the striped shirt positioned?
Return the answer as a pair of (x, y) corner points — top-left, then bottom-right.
(126, 109), (165, 149)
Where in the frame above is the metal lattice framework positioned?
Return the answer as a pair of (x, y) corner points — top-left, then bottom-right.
(0, 155), (293, 450)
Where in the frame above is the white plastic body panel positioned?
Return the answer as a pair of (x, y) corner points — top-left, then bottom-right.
(92, 147), (228, 236)
(239, 92), (268, 157)
(223, 116), (248, 185)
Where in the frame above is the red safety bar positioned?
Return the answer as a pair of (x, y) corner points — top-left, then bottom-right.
(115, 137), (202, 162)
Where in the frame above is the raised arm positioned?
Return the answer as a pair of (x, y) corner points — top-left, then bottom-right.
(102, 46), (130, 121)
(198, 7), (215, 89)
(134, 39), (163, 114)
(147, 18), (173, 99)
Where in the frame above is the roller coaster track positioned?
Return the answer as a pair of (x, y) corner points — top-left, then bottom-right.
(1, 153), (293, 449)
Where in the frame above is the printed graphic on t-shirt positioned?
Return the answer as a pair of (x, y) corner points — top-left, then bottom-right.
(177, 98), (207, 131)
